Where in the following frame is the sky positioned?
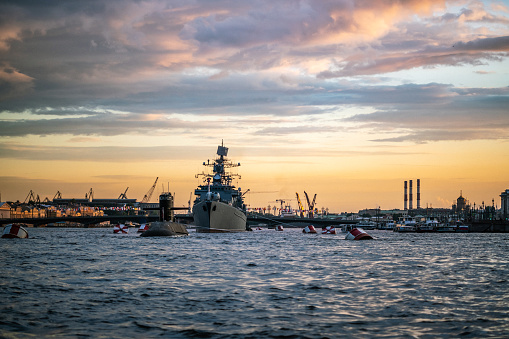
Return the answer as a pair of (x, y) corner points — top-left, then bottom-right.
(1, 0), (508, 213)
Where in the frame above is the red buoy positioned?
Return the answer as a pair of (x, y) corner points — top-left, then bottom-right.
(322, 226), (336, 234)
(137, 223), (149, 233)
(276, 225), (284, 231)
(302, 225), (317, 233)
(113, 224), (128, 234)
(345, 228), (373, 240)
(1, 224), (29, 239)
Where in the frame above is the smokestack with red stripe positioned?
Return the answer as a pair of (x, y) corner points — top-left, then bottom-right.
(417, 179), (421, 209)
(409, 180), (413, 210)
(404, 181), (408, 210)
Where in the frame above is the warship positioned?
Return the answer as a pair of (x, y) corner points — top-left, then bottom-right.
(192, 142), (248, 232)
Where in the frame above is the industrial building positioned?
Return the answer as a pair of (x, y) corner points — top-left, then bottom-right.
(404, 179), (421, 210)
(501, 189), (509, 220)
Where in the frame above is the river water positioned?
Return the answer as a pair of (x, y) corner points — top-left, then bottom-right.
(1, 227), (508, 338)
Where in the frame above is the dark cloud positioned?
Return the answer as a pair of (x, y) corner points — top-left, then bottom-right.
(453, 36), (509, 51)
(0, 112), (208, 137)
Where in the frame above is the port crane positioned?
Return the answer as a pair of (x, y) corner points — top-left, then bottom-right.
(24, 190), (40, 205)
(118, 187), (129, 200)
(304, 191), (317, 218)
(141, 177), (158, 203)
(295, 192), (305, 218)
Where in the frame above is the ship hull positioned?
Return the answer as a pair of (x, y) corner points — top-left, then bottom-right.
(193, 200), (247, 233)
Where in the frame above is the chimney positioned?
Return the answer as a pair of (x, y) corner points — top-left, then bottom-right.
(404, 181), (408, 210)
(417, 179), (421, 209)
(409, 180), (413, 210)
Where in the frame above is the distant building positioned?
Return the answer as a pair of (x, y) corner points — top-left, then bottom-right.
(501, 189), (509, 220)
(451, 191), (471, 220)
(456, 191), (467, 211)
(0, 202), (11, 219)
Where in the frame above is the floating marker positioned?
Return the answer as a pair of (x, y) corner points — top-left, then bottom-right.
(2, 224), (29, 239)
(137, 223), (149, 233)
(113, 224), (128, 234)
(322, 226), (336, 234)
(276, 225), (284, 231)
(302, 225), (317, 233)
(345, 228), (373, 240)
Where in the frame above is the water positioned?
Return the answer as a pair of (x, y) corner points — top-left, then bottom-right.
(1, 228), (508, 338)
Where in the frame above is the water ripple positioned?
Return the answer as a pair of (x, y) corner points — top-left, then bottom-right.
(0, 228), (508, 338)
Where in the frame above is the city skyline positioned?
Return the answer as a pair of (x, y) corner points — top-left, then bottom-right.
(1, 0), (508, 212)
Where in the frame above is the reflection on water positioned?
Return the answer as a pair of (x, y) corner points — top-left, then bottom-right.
(1, 228), (508, 338)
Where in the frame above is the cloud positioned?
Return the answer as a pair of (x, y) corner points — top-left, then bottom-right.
(453, 36), (509, 51)
(343, 84), (509, 143)
(0, 63), (34, 100)
(0, 0), (508, 146)
(0, 112), (209, 137)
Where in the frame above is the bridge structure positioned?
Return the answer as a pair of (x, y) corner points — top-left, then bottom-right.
(0, 215), (161, 227)
(247, 215), (357, 228)
(0, 213), (354, 228)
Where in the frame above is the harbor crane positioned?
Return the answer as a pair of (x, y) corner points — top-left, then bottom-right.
(304, 191), (317, 218)
(275, 199), (286, 211)
(271, 198), (293, 212)
(118, 187), (129, 200)
(295, 192), (305, 218)
(24, 190), (40, 205)
(141, 177), (158, 203)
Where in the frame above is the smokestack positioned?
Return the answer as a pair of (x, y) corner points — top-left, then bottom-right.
(404, 181), (408, 210)
(417, 179), (421, 209)
(409, 180), (413, 210)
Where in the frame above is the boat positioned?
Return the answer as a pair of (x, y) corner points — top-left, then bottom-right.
(280, 206), (296, 218)
(192, 142), (248, 233)
(456, 224), (469, 232)
(436, 223), (456, 232)
(357, 220), (376, 230)
(2, 224), (29, 238)
(384, 222), (395, 230)
(394, 217), (417, 232)
(417, 217), (439, 232)
(139, 221), (188, 237)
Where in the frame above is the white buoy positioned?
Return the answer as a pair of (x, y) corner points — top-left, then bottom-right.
(276, 225), (284, 231)
(1, 224), (29, 239)
(302, 225), (317, 233)
(321, 226), (336, 234)
(113, 224), (128, 234)
(345, 228), (373, 240)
